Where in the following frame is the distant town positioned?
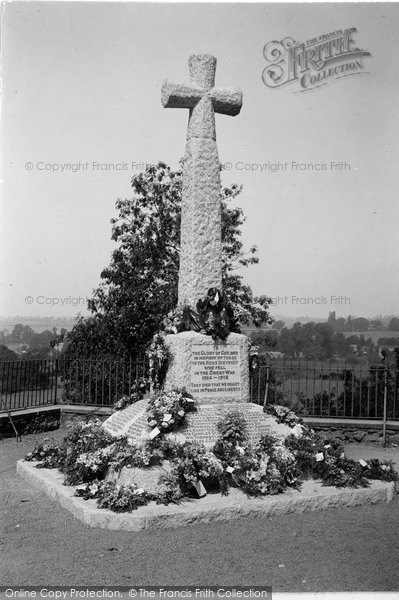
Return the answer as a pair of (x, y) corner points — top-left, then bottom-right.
(1, 311), (398, 363)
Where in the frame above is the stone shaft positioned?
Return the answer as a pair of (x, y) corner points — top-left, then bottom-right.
(179, 136), (222, 306)
(162, 54), (242, 308)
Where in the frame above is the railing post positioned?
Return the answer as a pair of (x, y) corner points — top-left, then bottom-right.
(382, 361), (388, 447)
(54, 358), (59, 405)
(263, 364), (270, 409)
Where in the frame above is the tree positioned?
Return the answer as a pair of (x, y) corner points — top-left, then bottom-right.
(0, 345), (18, 361)
(278, 322), (334, 360)
(279, 323), (303, 358)
(351, 317), (369, 332)
(65, 163), (272, 359)
(309, 323), (334, 360)
(335, 317), (346, 332)
(250, 330), (278, 353)
(272, 320), (285, 331)
(10, 324), (35, 343)
(388, 317), (399, 331)
(332, 332), (349, 356)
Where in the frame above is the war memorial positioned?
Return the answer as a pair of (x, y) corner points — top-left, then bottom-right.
(17, 54), (396, 531)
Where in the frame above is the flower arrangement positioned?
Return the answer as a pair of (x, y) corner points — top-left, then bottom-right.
(170, 441), (224, 492)
(113, 377), (149, 411)
(366, 459), (398, 482)
(248, 339), (260, 371)
(108, 436), (177, 472)
(146, 389), (194, 434)
(212, 411), (299, 496)
(75, 481), (153, 512)
(147, 333), (169, 388)
(73, 446), (114, 483)
(25, 407), (398, 513)
(264, 404), (302, 428)
(25, 438), (62, 469)
(161, 308), (185, 334)
(25, 418), (114, 485)
(284, 429), (398, 488)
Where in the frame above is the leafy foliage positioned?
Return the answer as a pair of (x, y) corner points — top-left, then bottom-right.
(63, 162), (271, 360)
(21, 415), (60, 435)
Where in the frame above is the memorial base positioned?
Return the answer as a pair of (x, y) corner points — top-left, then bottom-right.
(163, 331), (249, 404)
(102, 399), (294, 448)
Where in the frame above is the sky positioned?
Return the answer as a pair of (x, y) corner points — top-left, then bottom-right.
(1, 1), (399, 323)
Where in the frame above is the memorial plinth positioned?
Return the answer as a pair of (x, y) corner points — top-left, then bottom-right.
(102, 396), (291, 449)
(163, 331), (249, 404)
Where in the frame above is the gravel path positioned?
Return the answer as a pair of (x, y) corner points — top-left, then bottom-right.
(1, 426), (399, 592)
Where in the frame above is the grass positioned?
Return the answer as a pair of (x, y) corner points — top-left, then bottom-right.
(1, 424), (399, 591)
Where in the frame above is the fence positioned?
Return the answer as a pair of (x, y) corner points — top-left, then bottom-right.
(1, 357), (398, 420)
(250, 358), (399, 420)
(0, 358), (148, 411)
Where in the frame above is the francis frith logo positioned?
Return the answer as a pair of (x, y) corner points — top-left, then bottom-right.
(262, 27), (371, 92)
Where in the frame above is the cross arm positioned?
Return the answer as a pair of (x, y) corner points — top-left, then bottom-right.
(210, 87), (242, 116)
(161, 80), (204, 109)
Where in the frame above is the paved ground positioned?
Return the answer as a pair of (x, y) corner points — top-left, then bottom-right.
(1, 426), (399, 592)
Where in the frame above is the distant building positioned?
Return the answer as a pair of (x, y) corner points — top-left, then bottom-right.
(328, 311), (336, 323)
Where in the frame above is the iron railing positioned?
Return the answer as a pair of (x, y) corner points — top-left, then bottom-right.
(1, 357), (398, 420)
(250, 358), (399, 420)
(0, 358), (148, 411)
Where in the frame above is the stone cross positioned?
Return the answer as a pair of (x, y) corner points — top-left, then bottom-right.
(162, 54), (242, 309)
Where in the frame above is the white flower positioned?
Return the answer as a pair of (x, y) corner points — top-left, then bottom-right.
(291, 424), (304, 439)
(275, 445), (294, 463)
